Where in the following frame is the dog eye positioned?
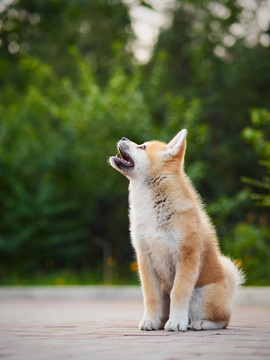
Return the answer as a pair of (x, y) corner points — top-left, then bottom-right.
(139, 145), (146, 150)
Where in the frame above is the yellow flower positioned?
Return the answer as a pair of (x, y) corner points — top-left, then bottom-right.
(55, 277), (65, 286)
(234, 258), (243, 267)
(130, 261), (138, 272)
(107, 257), (117, 267)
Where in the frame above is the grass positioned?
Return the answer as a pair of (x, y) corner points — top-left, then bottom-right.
(0, 267), (140, 286)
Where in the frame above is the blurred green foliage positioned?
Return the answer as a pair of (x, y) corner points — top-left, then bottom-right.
(242, 109), (270, 207)
(0, 0), (269, 285)
(0, 53), (204, 283)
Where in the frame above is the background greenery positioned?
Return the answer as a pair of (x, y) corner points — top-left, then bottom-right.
(0, 0), (269, 285)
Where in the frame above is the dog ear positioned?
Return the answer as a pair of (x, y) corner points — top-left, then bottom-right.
(164, 129), (187, 160)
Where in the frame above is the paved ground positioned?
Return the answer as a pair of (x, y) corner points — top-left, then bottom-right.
(0, 288), (270, 359)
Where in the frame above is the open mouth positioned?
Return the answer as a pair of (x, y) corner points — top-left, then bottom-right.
(111, 145), (134, 169)
(117, 146), (134, 167)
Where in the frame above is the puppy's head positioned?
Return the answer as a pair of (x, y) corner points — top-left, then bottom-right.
(109, 130), (187, 180)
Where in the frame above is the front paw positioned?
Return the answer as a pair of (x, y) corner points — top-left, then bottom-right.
(165, 317), (188, 332)
(139, 317), (161, 331)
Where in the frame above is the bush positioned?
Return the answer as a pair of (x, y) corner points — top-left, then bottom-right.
(242, 109), (270, 207)
(223, 223), (270, 285)
(0, 54), (204, 280)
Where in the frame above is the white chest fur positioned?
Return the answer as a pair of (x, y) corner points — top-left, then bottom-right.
(128, 179), (181, 287)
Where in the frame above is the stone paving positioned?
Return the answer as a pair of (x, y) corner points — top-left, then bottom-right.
(0, 289), (269, 359)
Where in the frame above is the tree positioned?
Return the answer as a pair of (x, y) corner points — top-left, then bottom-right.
(1, 0), (269, 284)
(0, 53), (204, 281)
(144, 0), (270, 226)
(0, 0), (131, 86)
(242, 108), (270, 207)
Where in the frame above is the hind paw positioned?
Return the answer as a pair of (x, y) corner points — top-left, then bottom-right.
(190, 319), (226, 330)
(190, 320), (205, 330)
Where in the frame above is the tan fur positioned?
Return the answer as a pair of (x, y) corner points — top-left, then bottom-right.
(109, 130), (244, 331)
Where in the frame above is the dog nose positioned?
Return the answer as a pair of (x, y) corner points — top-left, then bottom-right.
(121, 137), (128, 141)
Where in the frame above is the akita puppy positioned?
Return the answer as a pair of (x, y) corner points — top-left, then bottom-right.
(110, 129), (244, 332)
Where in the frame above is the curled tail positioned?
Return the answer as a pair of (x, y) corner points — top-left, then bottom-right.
(220, 255), (245, 294)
